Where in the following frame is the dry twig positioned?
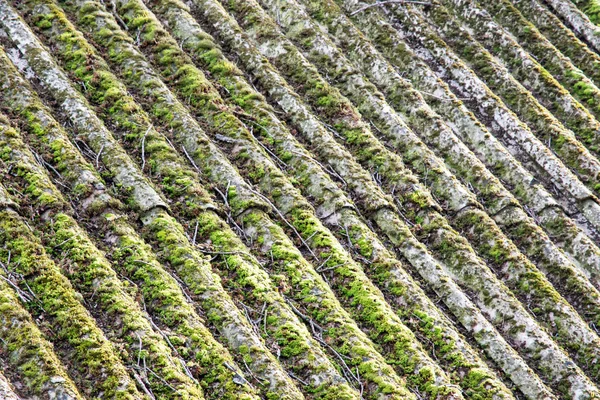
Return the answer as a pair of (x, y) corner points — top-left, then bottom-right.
(350, 0), (432, 16)
(247, 188), (318, 260)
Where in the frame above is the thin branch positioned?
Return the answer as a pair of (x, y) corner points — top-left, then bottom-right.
(181, 145), (200, 172)
(242, 358), (262, 386)
(95, 144), (105, 169)
(350, 0), (432, 16)
(137, 333), (143, 367)
(224, 362), (250, 386)
(317, 263), (346, 273)
(290, 150), (347, 187)
(285, 297), (362, 391)
(53, 235), (74, 249)
(240, 119), (288, 170)
(315, 256), (332, 272)
(139, 294), (199, 384)
(132, 371), (156, 400)
(214, 181), (249, 241)
(192, 220), (199, 246)
(34, 151), (62, 179)
(144, 366), (177, 392)
(288, 371), (308, 386)
(0, 275), (32, 303)
(166, 269), (195, 304)
(261, 302), (268, 334)
(16, 274), (42, 307)
(198, 249), (253, 258)
(214, 181), (230, 208)
(141, 125), (152, 172)
(108, 0), (129, 31)
(247, 188), (318, 260)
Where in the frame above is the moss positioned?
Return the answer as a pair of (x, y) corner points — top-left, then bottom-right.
(487, 243), (510, 264)
(346, 226), (374, 259)
(250, 0), (600, 395)
(32, 11), (56, 30)
(58, 0), (492, 397)
(153, 0), (507, 396)
(43, 213), (203, 397)
(280, 151), (293, 162)
(248, 164), (266, 180)
(1, 12), (261, 398)
(130, 212), (266, 399)
(408, 191), (430, 209)
(583, 2), (600, 24)
(0, 210), (139, 399)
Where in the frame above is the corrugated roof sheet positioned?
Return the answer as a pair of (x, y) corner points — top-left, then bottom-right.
(1, 0), (600, 398)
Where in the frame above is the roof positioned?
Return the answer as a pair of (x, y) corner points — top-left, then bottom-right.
(0, 0), (599, 398)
